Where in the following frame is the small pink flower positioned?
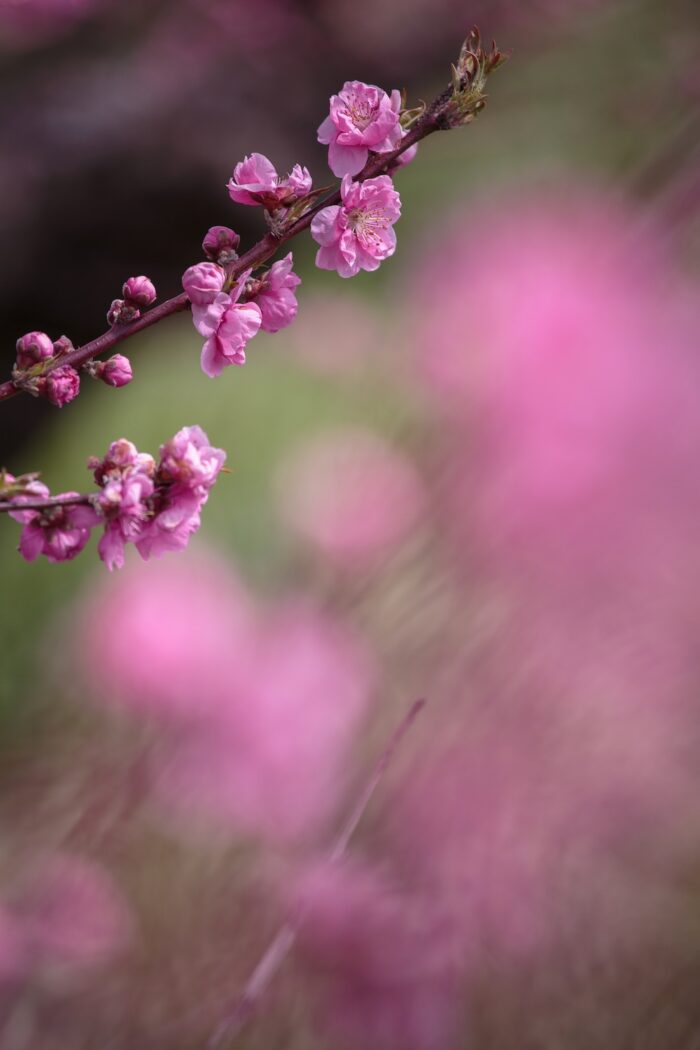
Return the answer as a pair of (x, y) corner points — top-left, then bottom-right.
(193, 274), (262, 377)
(318, 81), (402, 177)
(135, 426), (225, 560)
(17, 495), (98, 564)
(43, 365), (80, 406)
(227, 153), (312, 209)
(15, 330), (54, 369)
(89, 438), (155, 486)
(97, 471), (154, 571)
(202, 225), (240, 264)
(247, 252), (301, 333)
(122, 275), (156, 307)
(158, 424), (226, 491)
(98, 354), (133, 388)
(181, 262), (226, 305)
(312, 174), (401, 278)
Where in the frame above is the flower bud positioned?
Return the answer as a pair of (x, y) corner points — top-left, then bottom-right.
(52, 335), (74, 357)
(98, 354), (133, 388)
(202, 226), (240, 265)
(182, 262), (225, 306)
(44, 366), (80, 408)
(107, 299), (140, 327)
(122, 276), (156, 308)
(15, 331), (54, 369)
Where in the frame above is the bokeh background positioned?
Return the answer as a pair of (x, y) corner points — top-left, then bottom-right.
(1, 0), (700, 1047)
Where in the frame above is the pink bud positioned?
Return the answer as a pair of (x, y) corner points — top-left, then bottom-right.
(202, 226), (240, 264)
(52, 335), (74, 356)
(15, 331), (54, 369)
(44, 365), (80, 407)
(182, 262), (226, 306)
(107, 299), (140, 327)
(99, 354), (133, 388)
(122, 275), (156, 308)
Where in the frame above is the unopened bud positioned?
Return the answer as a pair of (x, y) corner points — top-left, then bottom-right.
(202, 226), (240, 265)
(107, 299), (140, 327)
(52, 335), (74, 357)
(98, 354), (133, 388)
(122, 275), (156, 308)
(15, 331), (54, 369)
(43, 366), (80, 408)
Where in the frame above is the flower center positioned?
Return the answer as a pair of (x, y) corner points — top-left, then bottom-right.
(346, 97), (376, 131)
(348, 207), (389, 247)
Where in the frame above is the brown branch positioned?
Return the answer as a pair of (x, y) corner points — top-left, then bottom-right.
(207, 698), (427, 1049)
(0, 493), (94, 514)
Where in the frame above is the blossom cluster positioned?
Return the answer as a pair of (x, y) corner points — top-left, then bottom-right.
(181, 79), (411, 375)
(2, 426), (225, 569)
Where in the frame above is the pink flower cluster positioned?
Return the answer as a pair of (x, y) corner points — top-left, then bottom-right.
(91, 427), (226, 569)
(6, 426), (225, 569)
(179, 78), (410, 375)
(182, 252), (301, 375)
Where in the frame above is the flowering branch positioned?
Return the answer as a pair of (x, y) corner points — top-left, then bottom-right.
(208, 698), (427, 1049)
(1, 28), (507, 569)
(0, 28), (506, 403)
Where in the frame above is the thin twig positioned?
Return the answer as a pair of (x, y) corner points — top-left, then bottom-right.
(0, 493), (93, 514)
(207, 697), (427, 1049)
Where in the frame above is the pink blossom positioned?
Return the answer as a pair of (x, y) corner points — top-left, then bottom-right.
(15, 330), (54, 368)
(227, 152), (312, 209)
(16, 494), (98, 563)
(44, 364), (80, 406)
(79, 552), (255, 721)
(135, 426), (225, 560)
(16, 853), (130, 976)
(89, 437), (155, 486)
(292, 860), (459, 1050)
(311, 174), (401, 278)
(97, 471), (154, 571)
(275, 428), (425, 567)
(202, 225), (240, 264)
(98, 353), (133, 388)
(247, 252), (301, 333)
(181, 261), (225, 305)
(193, 274), (262, 377)
(318, 81), (402, 177)
(153, 602), (374, 843)
(122, 275), (156, 307)
(157, 424), (226, 491)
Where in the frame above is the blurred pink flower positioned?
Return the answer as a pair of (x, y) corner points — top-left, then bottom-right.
(275, 427), (425, 568)
(318, 81), (402, 178)
(80, 551), (255, 721)
(15, 853), (130, 978)
(292, 859), (460, 1050)
(153, 601), (374, 843)
(312, 175), (401, 278)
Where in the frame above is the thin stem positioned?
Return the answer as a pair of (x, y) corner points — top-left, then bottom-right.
(207, 698), (427, 1049)
(0, 110), (439, 404)
(0, 493), (93, 513)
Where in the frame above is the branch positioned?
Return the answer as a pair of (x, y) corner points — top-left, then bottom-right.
(0, 84), (451, 404)
(207, 697), (427, 1049)
(0, 493), (93, 513)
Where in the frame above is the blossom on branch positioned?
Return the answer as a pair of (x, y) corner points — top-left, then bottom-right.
(227, 153), (312, 209)
(246, 252), (301, 333)
(317, 80), (402, 177)
(311, 175), (401, 277)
